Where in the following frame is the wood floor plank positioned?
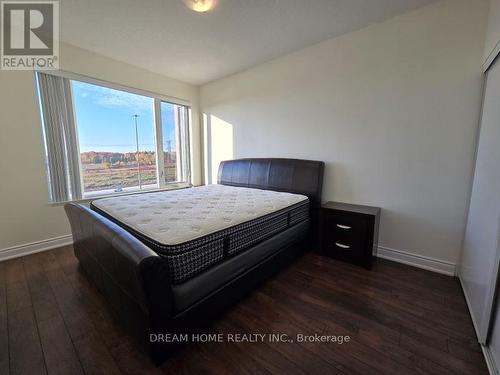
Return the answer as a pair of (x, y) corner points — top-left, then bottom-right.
(256, 281), (424, 373)
(265, 275), (400, 342)
(0, 262), (9, 375)
(220, 302), (357, 374)
(5, 258), (32, 314)
(23, 254), (84, 375)
(231, 289), (420, 375)
(263, 283), (443, 374)
(50, 248), (162, 375)
(36, 251), (122, 375)
(293, 267), (471, 347)
(23, 255), (62, 323)
(8, 307), (47, 375)
(220, 316), (350, 375)
(447, 337), (486, 364)
(308, 260), (471, 324)
(400, 333), (488, 375)
(160, 342), (241, 375)
(299, 257), (474, 329)
(37, 316), (84, 375)
(5, 258), (46, 375)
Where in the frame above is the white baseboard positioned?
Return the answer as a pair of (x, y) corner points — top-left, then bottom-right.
(377, 245), (456, 276)
(0, 234), (73, 262)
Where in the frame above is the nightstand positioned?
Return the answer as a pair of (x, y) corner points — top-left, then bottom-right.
(320, 201), (381, 269)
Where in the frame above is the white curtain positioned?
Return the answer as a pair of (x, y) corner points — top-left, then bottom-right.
(37, 72), (82, 202)
(174, 104), (191, 183)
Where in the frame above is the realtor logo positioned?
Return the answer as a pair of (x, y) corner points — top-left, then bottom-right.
(1, 1), (59, 70)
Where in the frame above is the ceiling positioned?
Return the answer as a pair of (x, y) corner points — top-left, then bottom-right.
(60, 0), (438, 85)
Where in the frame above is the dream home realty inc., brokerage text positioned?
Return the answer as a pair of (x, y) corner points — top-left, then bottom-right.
(150, 333), (352, 344)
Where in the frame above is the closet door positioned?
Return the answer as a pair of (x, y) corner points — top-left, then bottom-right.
(461, 57), (500, 343)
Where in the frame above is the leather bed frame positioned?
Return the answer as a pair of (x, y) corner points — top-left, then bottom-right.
(64, 158), (324, 364)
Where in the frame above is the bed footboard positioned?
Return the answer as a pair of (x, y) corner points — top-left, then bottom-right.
(64, 203), (173, 342)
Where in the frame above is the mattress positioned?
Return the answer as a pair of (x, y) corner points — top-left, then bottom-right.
(91, 184), (309, 284)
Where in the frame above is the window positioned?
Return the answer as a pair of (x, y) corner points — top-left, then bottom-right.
(161, 101), (191, 184)
(36, 72), (191, 202)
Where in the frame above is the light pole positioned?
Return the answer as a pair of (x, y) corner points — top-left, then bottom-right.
(133, 114), (142, 189)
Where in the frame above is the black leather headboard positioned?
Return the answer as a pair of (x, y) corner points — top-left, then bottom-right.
(217, 158), (325, 207)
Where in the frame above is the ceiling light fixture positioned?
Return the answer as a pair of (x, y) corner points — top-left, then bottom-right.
(183, 0), (217, 13)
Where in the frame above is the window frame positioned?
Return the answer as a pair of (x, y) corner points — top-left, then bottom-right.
(35, 70), (192, 202)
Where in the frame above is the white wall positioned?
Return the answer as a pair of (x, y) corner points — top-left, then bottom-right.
(0, 43), (201, 255)
(201, 0), (488, 266)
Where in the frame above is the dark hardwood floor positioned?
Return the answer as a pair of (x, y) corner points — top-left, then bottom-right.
(0, 246), (488, 374)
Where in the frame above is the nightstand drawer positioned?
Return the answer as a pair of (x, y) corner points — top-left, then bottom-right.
(324, 212), (368, 241)
(323, 227), (365, 259)
(323, 236), (365, 259)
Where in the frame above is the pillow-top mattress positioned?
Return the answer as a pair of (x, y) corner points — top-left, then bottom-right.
(91, 184), (309, 284)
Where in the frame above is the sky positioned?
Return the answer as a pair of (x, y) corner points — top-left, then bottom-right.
(72, 80), (177, 153)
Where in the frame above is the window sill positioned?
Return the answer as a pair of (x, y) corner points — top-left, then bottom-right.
(49, 182), (192, 206)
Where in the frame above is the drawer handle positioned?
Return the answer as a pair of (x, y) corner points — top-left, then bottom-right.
(336, 224), (351, 230)
(335, 242), (351, 249)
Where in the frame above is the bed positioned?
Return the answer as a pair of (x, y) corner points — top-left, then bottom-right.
(65, 158), (324, 363)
